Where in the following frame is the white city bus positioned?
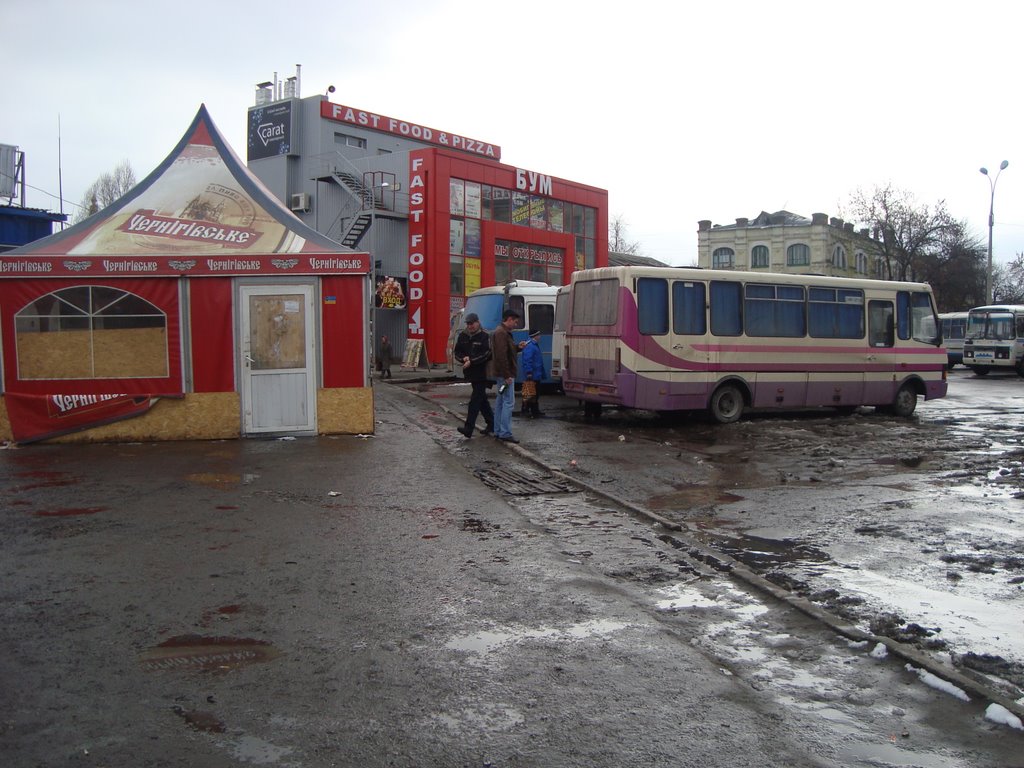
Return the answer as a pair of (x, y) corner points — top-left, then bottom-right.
(461, 280), (560, 386)
(562, 266), (948, 422)
(938, 311), (969, 368)
(962, 304), (1024, 376)
(550, 285), (570, 386)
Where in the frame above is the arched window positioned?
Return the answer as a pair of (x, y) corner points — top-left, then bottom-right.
(712, 247), (735, 269)
(751, 245), (770, 268)
(832, 245), (847, 269)
(855, 251), (868, 274)
(15, 285), (168, 379)
(786, 243), (810, 267)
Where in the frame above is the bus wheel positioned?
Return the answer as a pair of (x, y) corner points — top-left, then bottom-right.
(890, 384), (918, 418)
(710, 384), (744, 424)
(970, 366), (990, 376)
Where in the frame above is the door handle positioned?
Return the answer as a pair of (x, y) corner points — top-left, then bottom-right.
(245, 355), (255, 364)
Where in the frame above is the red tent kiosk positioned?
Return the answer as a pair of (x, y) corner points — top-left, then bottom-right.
(0, 105), (372, 444)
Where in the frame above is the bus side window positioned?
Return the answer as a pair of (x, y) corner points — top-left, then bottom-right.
(507, 296), (526, 328)
(528, 304), (554, 335)
(637, 277), (668, 335)
(896, 292), (910, 340)
(673, 280), (707, 335)
(869, 300), (894, 347)
(710, 280), (743, 336)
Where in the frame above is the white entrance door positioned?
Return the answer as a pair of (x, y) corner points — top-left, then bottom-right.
(240, 284), (317, 435)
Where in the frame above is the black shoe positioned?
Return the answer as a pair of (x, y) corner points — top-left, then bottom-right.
(457, 426), (473, 439)
(498, 435), (520, 444)
(483, 425), (493, 435)
(532, 412), (545, 418)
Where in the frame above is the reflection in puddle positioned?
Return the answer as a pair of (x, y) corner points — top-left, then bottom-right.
(711, 534), (832, 569)
(140, 635), (281, 672)
(446, 619), (630, 655)
(33, 506), (107, 517)
(434, 704), (525, 732)
(838, 741), (963, 768)
(231, 735), (294, 764)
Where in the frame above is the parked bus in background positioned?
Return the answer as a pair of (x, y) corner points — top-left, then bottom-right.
(550, 285), (570, 388)
(461, 280), (559, 387)
(938, 311), (969, 369)
(962, 304), (1024, 376)
(562, 266), (947, 423)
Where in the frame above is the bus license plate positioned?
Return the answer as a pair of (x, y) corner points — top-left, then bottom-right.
(585, 386), (601, 395)
(974, 351), (994, 360)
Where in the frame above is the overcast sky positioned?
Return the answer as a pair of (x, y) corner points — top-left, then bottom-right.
(4, 0), (1022, 269)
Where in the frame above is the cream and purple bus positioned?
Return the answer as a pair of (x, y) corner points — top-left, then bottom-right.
(562, 266), (947, 422)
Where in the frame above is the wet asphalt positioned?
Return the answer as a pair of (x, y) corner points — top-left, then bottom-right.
(2, 374), (1022, 766)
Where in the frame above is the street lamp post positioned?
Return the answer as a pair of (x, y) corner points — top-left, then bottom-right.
(980, 160), (1009, 304)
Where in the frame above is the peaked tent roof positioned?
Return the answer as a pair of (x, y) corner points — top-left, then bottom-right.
(9, 104), (360, 261)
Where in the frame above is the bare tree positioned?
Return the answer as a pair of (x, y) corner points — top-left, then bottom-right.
(846, 184), (957, 282)
(73, 159), (136, 223)
(925, 221), (987, 311)
(992, 254), (1024, 304)
(609, 214), (642, 256)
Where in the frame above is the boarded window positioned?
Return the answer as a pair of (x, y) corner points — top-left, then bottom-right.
(15, 286), (168, 379)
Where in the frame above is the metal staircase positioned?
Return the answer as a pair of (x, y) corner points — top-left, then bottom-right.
(341, 211), (372, 248)
(310, 153), (404, 248)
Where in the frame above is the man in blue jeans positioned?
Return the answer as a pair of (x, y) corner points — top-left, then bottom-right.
(490, 308), (524, 443)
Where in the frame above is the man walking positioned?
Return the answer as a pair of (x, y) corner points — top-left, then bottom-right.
(452, 313), (494, 438)
(491, 309), (523, 444)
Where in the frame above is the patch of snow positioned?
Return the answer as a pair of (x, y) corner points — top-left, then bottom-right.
(984, 703), (1023, 730)
(904, 663), (970, 702)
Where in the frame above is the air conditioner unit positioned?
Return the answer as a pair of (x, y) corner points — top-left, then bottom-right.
(290, 192), (311, 213)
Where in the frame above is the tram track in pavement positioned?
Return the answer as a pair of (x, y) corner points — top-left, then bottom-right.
(385, 378), (1024, 721)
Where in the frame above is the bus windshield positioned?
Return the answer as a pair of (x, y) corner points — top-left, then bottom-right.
(967, 311), (1015, 340)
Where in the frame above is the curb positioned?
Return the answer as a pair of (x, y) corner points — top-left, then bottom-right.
(396, 382), (1024, 721)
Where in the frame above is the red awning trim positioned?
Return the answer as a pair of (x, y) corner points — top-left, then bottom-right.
(0, 253), (369, 278)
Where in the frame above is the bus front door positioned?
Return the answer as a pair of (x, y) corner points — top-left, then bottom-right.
(864, 299), (895, 404)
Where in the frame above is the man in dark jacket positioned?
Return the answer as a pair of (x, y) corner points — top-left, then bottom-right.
(452, 313), (494, 438)
(490, 308), (523, 443)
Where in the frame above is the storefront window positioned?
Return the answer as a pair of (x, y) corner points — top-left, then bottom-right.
(465, 181), (482, 218)
(548, 200), (564, 233)
(530, 196), (546, 230)
(449, 177), (591, 294)
(15, 285), (168, 379)
(494, 239), (564, 287)
(465, 219), (481, 258)
(481, 185), (492, 220)
(449, 218), (465, 255)
(570, 204), (585, 235)
(491, 188), (511, 223)
(450, 256), (465, 295)
(449, 179), (465, 216)
(511, 191), (530, 226)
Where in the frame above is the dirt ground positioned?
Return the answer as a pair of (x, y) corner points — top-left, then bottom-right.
(2, 376), (1023, 767)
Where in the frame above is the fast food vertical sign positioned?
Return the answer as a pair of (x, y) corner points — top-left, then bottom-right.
(407, 152), (429, 339)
